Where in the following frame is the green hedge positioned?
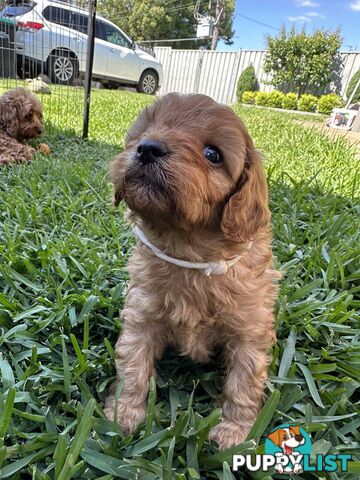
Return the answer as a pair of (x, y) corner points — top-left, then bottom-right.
(282, 93), (298, 110)
(255, 91), (270, 106)
(298, 94), (318, 112)
(267, 90), (285, 108)
(241, 90), (344, 114)
(242, 91), (256, 104)
(318, 94), (345, 114)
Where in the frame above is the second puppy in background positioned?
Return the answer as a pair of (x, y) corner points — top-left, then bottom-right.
(0, 87), (50, 166)
(105, 93), (280, 449)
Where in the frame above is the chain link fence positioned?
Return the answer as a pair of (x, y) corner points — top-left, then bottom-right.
(0, 0), (95, 136)
(0, 1), (163, 141)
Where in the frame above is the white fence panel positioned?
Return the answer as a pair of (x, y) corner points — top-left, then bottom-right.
(198, 51), (239, 104)
(154, 47), (360, 105)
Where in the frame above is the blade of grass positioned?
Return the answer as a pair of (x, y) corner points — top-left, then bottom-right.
(297, 363), (325, 408)
(278, 327), (297, 378)
(144, 376), (156, 437)
(246, 389), (281, 443)
(0, 386), (15, 443)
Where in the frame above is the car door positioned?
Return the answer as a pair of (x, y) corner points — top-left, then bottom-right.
(95, 19), (140, 82)
(70, 12), (107, 76)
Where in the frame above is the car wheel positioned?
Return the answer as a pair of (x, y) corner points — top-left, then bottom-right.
(136, 70), (158, 95)
(49, 51), (77, 85)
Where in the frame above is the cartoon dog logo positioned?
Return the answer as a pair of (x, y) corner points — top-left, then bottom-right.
(267, 425), (307, 474)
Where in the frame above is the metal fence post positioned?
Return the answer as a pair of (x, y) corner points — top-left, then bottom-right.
(194, 48), (204, 94)
(83, 0), (97, 139)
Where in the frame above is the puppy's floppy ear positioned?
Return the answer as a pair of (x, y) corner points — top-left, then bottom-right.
(113, 188), (123, 207)
(268, 429), (282, 446)
(0, 94), (19, 138)
(110, 153), (125, 207)
(221, 148), (270, 243)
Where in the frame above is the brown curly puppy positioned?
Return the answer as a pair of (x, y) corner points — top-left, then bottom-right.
(105, 93), (280, 450)
(0, 87), (47, 166)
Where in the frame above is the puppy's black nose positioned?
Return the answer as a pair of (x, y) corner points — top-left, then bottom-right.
(136, 140), (167, 165)
(36, 127), (43, 134)
(295, 435), (303, 442)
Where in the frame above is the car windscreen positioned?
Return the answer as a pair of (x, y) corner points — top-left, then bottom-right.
(1, 2), (36, 17)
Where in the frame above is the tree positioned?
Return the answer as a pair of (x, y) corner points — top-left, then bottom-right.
(210, 0), (234, 50)
(236, 65), (258, 102)
(263, 27), (342, 95)
(97, 0), (234, 50)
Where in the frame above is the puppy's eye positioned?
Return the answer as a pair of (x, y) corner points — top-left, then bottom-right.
(25, 113), (32, 120)
(203, 145), (223, 165)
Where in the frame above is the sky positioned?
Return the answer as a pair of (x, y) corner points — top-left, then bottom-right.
(217, 0), (360, 51)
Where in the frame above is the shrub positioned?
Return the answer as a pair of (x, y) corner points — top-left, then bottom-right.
(255, 91), (270, 106)
(264, 27), (342, 95)
(318, 94), (344, 114)
(298, 94), (318, 112)
(282, 93), (298, 110)
(242, 91), (256, 104)
(236, 65), (258, 102)
(346, 69), (360, 103)
(267, 90), (285, 108)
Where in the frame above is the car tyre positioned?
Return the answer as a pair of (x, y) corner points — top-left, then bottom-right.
(49, 50), (78, 85)
(136, 69), (158, 95)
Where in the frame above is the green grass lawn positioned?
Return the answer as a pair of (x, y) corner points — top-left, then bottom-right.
(0, 88), (359, 479)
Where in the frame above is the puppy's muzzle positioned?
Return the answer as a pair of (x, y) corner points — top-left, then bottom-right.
(295, 435), (304, 443)
(136, 140), (167, 165)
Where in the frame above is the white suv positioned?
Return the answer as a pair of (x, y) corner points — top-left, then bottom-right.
(0, 0), (163, 94)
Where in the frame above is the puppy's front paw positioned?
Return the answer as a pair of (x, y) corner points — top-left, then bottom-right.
(37, 143), (51, 155)
(209, 420), (249, 450)
(104, 395), (146, 434)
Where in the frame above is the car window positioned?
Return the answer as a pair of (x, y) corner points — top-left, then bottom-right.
(94, 19), (105, 40)
(43, 6), (71, 29)
(70, 12), (88, 34)
(96, 20), (131, 48)
(1, 2), (36, 17)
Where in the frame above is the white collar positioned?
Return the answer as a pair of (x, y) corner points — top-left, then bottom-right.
(134, 226), (253, 276)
